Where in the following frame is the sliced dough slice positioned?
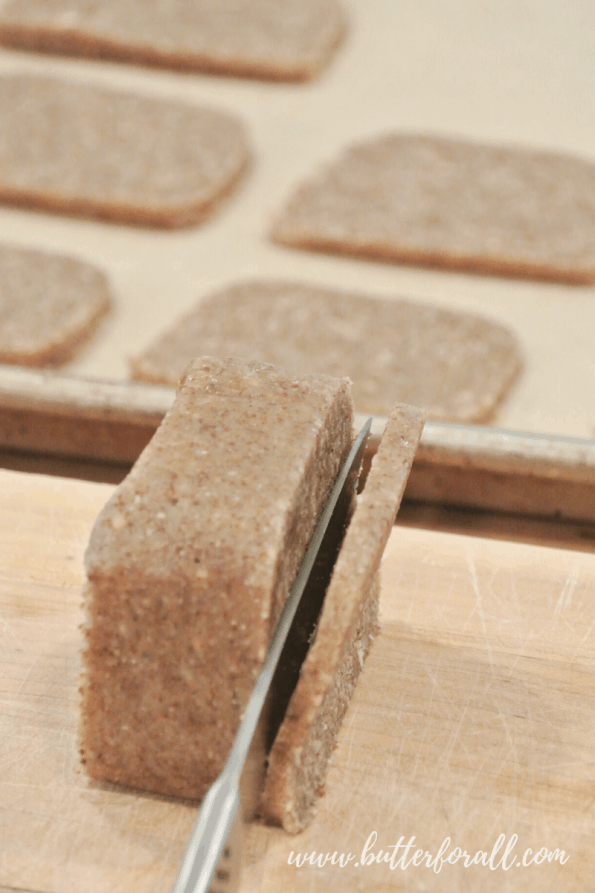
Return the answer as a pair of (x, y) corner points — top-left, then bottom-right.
(271, 133), (595, 284)
(0, 244), (111, 365)
(263, 401), (425, 831)
(0, 74), (249, 228)
(81, 356), (354, 811)
(0, 0), (345, 81)
(130, 280), (522, 423)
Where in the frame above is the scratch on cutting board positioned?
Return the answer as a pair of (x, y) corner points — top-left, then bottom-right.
(431, 659), (485, 787)
(408, 653), (443, 783)
(0, 613), (24, 652)
(502, 650), (523, 681)
(551, 562), (581, 628)
(465, 547), (495, 675)
(7, 651), (37, 705)
(493, 718), (520, 786)
(577, 613), (595, 653)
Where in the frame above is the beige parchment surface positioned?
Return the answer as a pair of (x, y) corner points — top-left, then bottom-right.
(0, 0), (593, 438)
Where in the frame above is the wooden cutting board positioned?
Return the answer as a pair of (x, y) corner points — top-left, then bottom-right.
(1, 468), (595, 892)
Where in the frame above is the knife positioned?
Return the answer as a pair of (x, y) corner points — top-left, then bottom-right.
(169, 417), (373, 893)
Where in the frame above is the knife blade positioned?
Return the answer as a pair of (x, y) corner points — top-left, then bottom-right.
(169, 416), (373, 893)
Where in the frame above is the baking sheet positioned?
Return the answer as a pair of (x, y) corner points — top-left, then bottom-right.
(0, 0), (594, 439)
(1, 367), (595, 522)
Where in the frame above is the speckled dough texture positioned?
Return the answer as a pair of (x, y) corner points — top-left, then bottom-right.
(272, 133), (595, 284)
(81, 356), (354, 803)
(130, 280), (523, 423)
(0, 0), (345, 81)
(262, 402), (426, 831)
(0, 74), (249, 228)
(0, 244), (111, 365)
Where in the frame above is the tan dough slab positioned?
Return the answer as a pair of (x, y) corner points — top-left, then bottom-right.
(272, 133), (595, 284)
(3, 468), (595, 891)
(0, 0), (345, 81)
(130, 280), (523, 423)
(0, 244), (112, 366)
(263, 401), (425, 832)
(81, 357), (354, 814)
(0, 74), (249, 228)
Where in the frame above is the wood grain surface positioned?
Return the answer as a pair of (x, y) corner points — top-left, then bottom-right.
(1, 468), (595, 892)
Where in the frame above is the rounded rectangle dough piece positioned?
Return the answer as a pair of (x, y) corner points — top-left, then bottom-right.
(0, 244), (112, 365)
(130, 280), (523, 423)
(0, 74), (249, 228)
(0, 0), (345, 81)
(272, 133), (595, 284)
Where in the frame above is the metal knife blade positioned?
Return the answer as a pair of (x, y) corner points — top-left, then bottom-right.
(170, 417), (373, 893)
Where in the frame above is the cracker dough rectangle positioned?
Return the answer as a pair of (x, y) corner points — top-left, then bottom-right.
(0, 0), (345, 80)
(80, 356), (354, 806)
(0, 74), (249, 228)
(263, 401), (425, 830)
(272, 133), (595, 284)
(0, 244), (111, 365)
(130, 280), (522, 423)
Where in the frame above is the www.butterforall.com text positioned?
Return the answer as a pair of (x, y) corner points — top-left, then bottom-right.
(288, 831), (569, 873)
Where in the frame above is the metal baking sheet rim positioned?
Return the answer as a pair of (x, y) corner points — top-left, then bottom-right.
(0, 365), (594, 522)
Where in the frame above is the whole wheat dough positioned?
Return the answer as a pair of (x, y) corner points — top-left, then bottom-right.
(0, 74), (249, 228)
(272, 133), (595, 283)
(0, 0), (345, 81)
(81, 354), (424, 830)
(81, 356), (354, 808)
(262, 400), (425, 831)
(0, 244), (111, 365)
(130, 280), (522, 423)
